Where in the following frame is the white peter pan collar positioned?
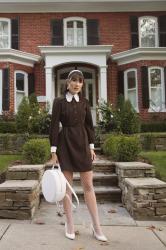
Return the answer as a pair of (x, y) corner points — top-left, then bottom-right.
(66, 91), (79, 102)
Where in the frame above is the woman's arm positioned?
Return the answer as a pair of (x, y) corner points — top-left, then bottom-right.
(84, 99), (96, 161)
(48, 98), (61, 164)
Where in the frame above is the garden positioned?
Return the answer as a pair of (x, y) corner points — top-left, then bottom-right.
(0, 94), (166, 182)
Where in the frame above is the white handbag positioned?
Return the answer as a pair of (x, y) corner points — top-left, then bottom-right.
(41, 164), (79, 209)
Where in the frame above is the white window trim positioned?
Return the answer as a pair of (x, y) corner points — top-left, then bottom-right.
(148, 66), (166, 112)
(138, 16), (159, 48)
(0, 18), (11, 49)
(14, 70), (28, 113)
(124, 68), (139, 112)
(0, 69), (2, 114)
(63, 17), (87, 46)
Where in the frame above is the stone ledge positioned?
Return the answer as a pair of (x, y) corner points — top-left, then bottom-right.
(115, 162), (154, 169)
(0, 180), (39, 191)
(125, 178), (166, 189)
(8, 165), (44, 171)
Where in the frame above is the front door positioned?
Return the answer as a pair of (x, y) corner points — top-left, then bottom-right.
(57, 66), (96, 125)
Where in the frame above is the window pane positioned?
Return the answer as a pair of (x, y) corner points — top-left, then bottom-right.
(0, 21), (9, 48)
(16, 73), (24, 91)
(150, 68), (161, 87)
(67, 21), (73, 28)
(127, 71), (136, 89)
(150, 68), (162, 109)
(67, 22), (74, 46)
(128, 89), (137, 109)
(16, 92), (25, 110)
(151, 88), (162, 109)
(140, 17), (156, 47)
(77, 21), (83, 28)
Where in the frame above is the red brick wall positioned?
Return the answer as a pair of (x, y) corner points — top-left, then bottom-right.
(0, 12), (165, 54)
(113, 60), (166, 121)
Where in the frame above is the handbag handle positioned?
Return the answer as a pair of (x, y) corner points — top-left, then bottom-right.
(52, 164), (79, 209)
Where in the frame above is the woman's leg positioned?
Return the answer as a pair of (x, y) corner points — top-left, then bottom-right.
(80, 171), (103, 235)
(63, 170), (74, 234)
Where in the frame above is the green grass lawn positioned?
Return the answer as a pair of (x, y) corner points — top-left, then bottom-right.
(140, 151), (166, 182)
(0, 155), (22, 173)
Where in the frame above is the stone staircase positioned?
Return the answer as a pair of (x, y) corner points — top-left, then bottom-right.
(72, 158), (121, 202)
(0, 153), (166, 220)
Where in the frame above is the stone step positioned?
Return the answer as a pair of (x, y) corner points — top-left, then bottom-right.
(73, 172), (118, 186)
(6, 165), (45, 181)
(92, 160), (115, 173)
(0, 180), (40, 219)
(73, 186), (122, 202)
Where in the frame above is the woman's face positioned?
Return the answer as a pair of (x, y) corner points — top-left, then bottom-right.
(67, 75), (83, 95)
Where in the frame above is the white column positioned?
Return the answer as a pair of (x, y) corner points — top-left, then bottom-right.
(45, 66), (53, 112)
(99, 65), (107, 102)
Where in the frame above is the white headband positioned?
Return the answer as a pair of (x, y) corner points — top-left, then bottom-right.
(68, 70), (84, 79)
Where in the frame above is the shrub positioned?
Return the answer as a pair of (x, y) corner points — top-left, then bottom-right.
(141, 122), (166, 132)
(97, 95), (140, 134)
(102, 134), (141, 161)
(22, 138), (50, 164)
(115, 96), (140, 134)
(0, 121), (17, 133)
(97, 100), (115, 132)
(15, 96), (30, 133)
(15, 94), (51, 134)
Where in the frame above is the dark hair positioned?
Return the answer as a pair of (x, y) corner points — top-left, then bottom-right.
(63, 70), (84, 96)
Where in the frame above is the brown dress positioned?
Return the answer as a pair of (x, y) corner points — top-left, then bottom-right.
(49, 95), (95, 172)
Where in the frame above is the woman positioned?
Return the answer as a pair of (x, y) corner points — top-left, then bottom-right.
(49, 69), (107, 241)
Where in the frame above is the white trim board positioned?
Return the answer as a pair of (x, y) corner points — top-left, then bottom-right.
(111, 47), (166, 65)
(0, 49), (41, 67)
(0, 1), (166, 12)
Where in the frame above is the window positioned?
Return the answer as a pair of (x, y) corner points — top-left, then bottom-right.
(64, 17), (87, 46)
(0, 18), (11, 48)
(148, 67), (165, 111)
(139, 16), (158, 47)
(15, 71), (28, 112)
(0, 70), (2, 114)
(124, 69), (138, 111)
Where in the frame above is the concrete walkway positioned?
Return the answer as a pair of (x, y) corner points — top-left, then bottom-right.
(0, 201), (166, 250)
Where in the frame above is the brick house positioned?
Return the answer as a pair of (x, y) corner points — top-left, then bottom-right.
(0, 0), (166, 125)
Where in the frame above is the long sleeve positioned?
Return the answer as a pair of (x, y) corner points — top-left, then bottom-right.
(84, 99), (95, 144)
(49, 98), (61, 148)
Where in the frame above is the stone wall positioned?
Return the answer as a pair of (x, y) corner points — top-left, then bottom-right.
(115, 162), (166, 220)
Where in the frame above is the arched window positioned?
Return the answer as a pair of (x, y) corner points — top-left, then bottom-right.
(0, 18), (11, 48)
(148, 67), (165, 111)
(15, 71), (28, 112)
(139, 16), (158, 47)
(124, 69), (138, 111)
(64, 17), (87, 46)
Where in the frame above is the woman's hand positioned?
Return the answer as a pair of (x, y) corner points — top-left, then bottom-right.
(47, 153), (59, 166)
(90, 149), (96, 161)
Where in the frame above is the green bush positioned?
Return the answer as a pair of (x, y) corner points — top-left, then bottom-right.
(15, 94), (51, 134)
(22, 138), (50, 164)
(115, 96), (140, 134)
(16, 96), (30, 133)
(141, 122), (166, 132)
(0, 121), (17, 133)
(97, 95), (140, 134)
(102, 134), (141, 161)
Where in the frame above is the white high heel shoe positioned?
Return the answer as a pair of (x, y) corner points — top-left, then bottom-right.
(65, 223), (75, 240)
(91, 224), (108, 242)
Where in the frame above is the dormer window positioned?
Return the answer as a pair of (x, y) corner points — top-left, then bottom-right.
(0, 18), (11, 48)
(139, 16), (158, 47)
(64, 17), (87, 46)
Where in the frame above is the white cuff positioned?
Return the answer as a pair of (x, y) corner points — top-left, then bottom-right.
(89, 143), (94, 150)
(51, 146), (57, 153)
